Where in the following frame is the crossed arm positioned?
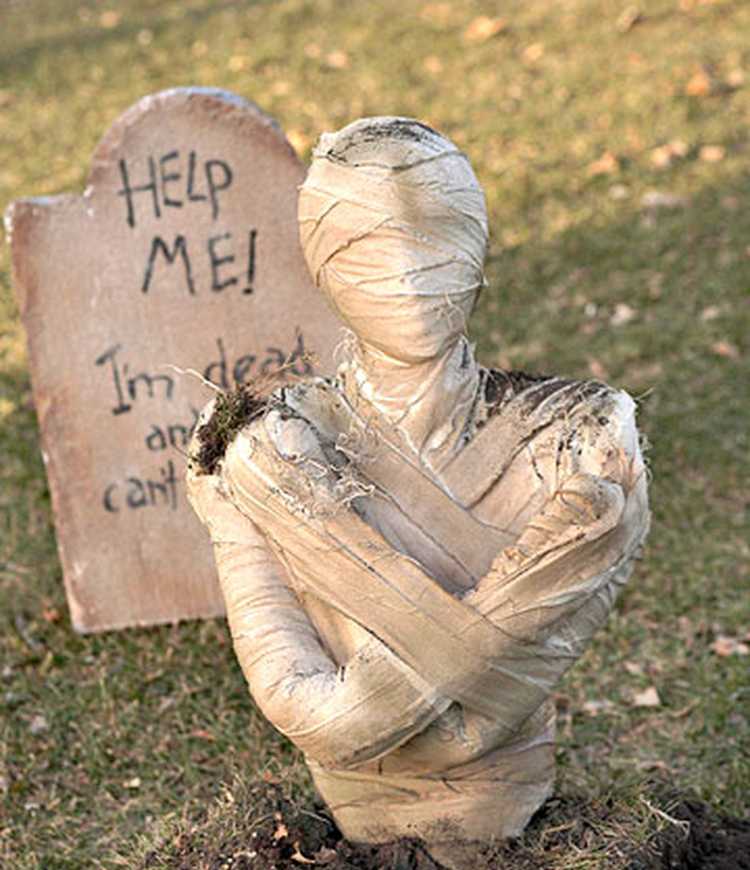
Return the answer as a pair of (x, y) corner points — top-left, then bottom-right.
(187, 399), (648, 770)
(189, 467), (450, 768)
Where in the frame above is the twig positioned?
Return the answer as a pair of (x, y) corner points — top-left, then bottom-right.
(161, 364), (223, 393)
(639, 797), (691, 836)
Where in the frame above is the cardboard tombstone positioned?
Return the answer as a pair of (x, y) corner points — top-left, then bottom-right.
(5, 87), (340, 633)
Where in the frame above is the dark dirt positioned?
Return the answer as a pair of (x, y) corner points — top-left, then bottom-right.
(193, 384), (269, 475)
(482, 367), (551, 410)
(140, 780), (443, 869)
(192, 353), (316, 475)
(323, 117), (442, 165)
(140, 780), (750, 870)
(643, 799), (750, 870)
(194, 367), (596, 475)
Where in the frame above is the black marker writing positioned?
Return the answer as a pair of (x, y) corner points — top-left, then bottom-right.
(208, 232), (238, 292)
(141, 235), (195, 294)
(243, 228), (257, 294)
(138, 228), (256, 296)
(145, 406), (201, 452)
(117, 150), (234, 228)
(102, 459), (178, 513)
(96, 343), (175, 416)
(96, 333), (312, 514)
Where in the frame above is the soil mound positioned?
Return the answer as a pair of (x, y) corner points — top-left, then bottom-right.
(140, 781), (750, 869)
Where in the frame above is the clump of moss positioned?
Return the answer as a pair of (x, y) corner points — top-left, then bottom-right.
(193, 348), (317, 475)
(194, 384), (269, 475)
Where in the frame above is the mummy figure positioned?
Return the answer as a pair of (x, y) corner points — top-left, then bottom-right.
(188, 118), (650, 868)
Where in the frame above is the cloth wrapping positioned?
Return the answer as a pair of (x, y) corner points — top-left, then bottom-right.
(298, 119), (488, 364)
(186, 116), (651, 866)
(187, 374), (649, 855)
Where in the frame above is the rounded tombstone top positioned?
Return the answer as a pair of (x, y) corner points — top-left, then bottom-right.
(298, 117), (489, 362)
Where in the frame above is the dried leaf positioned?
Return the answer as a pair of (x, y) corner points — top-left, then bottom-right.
(523, 43), (545, 63)
(636, 759), (670, 772)
(99, 10), (121, 29)
(423, 55), (443, 75)
(190, 729), (215, 741)
(650, 140), (688, 168)
(628, 52), (645, 69)
(648, 272), (664, 297)
(609, 183), (630, 200)
(701, 305), (720, 321)
(616, 6), (643, 33)
(650, 145), (673, 169)
(420, 3), (451, 24)
(669, 140), (689, 157)
(685, 68), (713, 97)
(628, 361), (663, 385)
(641, 191), (687, 210)
(611, 303), (636, 326)
(711, 340), (739, 359)
(464, 16), (507, 43)
(670, 699), (700, 718)
(273, 822), (289, 841)
(632, 686), (661, 707)
(580, 321), (598, 336)
(587, 151), (619, 176)
(314, 847), (338, 864)
(678, 615), (695, 643)
(41, 605), (61, 623)
(588, 358), (608, 380)
(583, 699), (615, 715)
(325, 50), (349, 69)
(726, 69), (745, 88)
(29, 714), (48, 735)
(291, 842), (316, 864)
(0, 397), (16, 419)
(37, 650), (54, 677)
(624, 660), (644, 676)
(699, 144), (725, 163)
(124, 776), (141, 789)
(711, 636), (750, 657)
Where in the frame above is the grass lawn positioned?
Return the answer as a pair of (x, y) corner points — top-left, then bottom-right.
(1, 1), (748, 867)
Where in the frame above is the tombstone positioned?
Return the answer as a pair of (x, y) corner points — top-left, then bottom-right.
(5, 87), (341, 633)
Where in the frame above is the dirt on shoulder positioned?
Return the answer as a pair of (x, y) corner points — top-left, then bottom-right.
(193, 384), (270, 475)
